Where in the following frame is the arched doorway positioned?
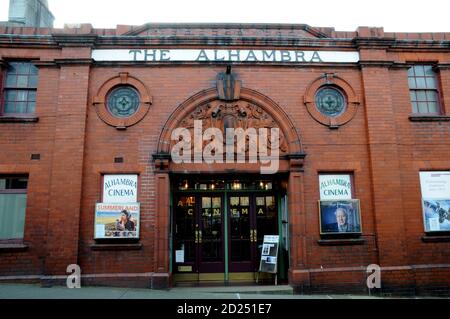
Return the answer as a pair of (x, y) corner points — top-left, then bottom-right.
(153, 86), (306, 286)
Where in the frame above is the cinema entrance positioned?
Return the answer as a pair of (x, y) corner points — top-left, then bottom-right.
(171, 176), (289, 284)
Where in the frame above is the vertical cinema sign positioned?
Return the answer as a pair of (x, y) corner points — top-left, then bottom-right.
(92, 49), (360, 63)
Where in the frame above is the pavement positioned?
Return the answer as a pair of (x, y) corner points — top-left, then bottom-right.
(0, 283), (404, 299)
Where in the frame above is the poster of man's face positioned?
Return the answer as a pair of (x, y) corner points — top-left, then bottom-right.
(422, 199), (450, 232)
(319, 200), (362, 234)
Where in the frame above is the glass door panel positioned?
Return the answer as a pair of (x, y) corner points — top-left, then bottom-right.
(229, 195), (254, 272)
(174, 195), (197, 272)
(173, 188), (280, 277)
(198, 195), (225, 272)
(255, 195), (278, 263)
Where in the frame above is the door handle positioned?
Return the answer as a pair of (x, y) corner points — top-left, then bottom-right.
(250, 229), (257, 243)
(198, 230), (202, 244)
(195, 230), (199, 244)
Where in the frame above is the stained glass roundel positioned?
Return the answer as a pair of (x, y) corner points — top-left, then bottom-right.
(107, 86), (140, 118)
(315, 86), (346, 118)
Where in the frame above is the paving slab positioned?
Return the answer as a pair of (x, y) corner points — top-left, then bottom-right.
(0, 283), (391, 299)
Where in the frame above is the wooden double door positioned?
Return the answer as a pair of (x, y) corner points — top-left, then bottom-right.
(173, 193), (278, 274)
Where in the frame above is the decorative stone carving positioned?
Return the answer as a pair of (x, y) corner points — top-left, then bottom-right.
(156, 87), (304, 172)
(173, 99), (288, 156)
(217, 66), (241, 101)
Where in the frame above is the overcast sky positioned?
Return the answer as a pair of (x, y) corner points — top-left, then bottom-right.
(0, 0), (448, 32)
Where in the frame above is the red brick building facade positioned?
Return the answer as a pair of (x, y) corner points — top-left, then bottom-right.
(0, 23), (449, 295)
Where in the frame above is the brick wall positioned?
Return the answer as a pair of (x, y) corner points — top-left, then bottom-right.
(0, 25), (449, 295)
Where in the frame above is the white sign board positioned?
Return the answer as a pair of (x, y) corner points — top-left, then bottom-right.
(419, 172), (450, 199)
(263, 235), (280, 244)
(92, 49), (360, 64)
(175, 250), (185, 263)
(319, 174), (352, 200)
(103, 175), (138, 203)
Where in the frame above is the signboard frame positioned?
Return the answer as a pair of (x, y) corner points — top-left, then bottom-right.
(92, 49), (360, 64)
(318, 199), (362, 235)
(419, 171), (450, 233)
(319, 174), (353, 201)
(94, 202), (140, 239)
(257, 235), (280, 285)
(102, 174), (138, 204)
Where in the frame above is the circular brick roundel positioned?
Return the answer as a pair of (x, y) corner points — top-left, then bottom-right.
(93, 72), (152, 129)
(304, 74), (360, 128)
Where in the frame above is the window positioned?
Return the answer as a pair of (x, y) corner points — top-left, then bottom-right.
(0, 176), (28, 240)
(106, 86), (140, 118)
(315, 86), (347, 118)
(1, 62), (38, 115)
(408, 65), (441, 114)
(94, 73), (152, 129)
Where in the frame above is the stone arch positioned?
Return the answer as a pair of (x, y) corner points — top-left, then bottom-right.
(156, 87), (304, 158)
(152, 87), (306, 282)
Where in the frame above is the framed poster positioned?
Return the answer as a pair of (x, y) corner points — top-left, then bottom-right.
(94, 203), (140, 239)
(319, 200), (362, 235)
(420, 172), (450, 232)
(422, 200), (450, 232)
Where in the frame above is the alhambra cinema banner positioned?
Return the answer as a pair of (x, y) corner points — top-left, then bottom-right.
(318, 174), (362, 235)
(94, 174), (140, 239)
(92, 49), (360, 63)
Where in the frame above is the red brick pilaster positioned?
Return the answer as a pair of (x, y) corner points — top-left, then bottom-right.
(287, 156), (310, 289)
(154, 172), (170, 273)
(43, 50), (92, 277)
(151, 171), (170, 288)
(360, 49), (413, 288)
(438, 67), (450, 115)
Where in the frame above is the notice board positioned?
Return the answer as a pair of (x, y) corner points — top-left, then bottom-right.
(258, 235), (279, 274)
